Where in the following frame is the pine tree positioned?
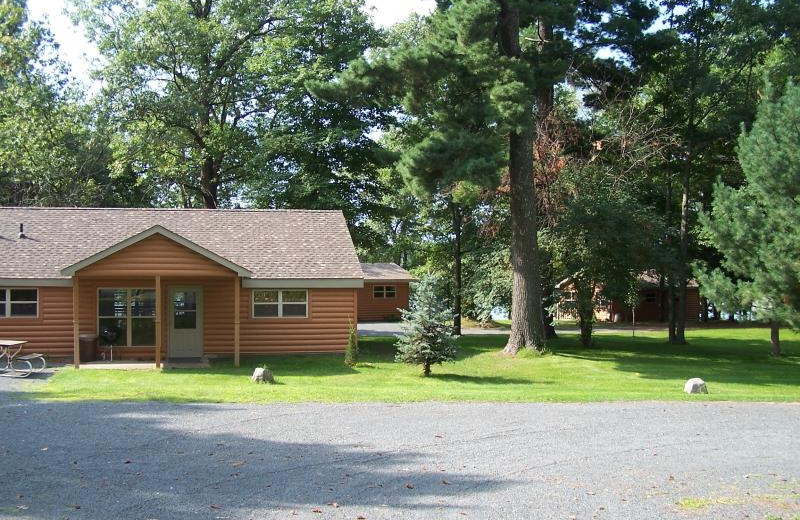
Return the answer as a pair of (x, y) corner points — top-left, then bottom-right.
(395, 277), (458, 377)
(313, 0), (661, 355)
(697, 83), (800, 356)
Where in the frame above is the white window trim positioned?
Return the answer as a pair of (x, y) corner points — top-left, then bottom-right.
(252, 289), (309, 319)
(373, 285), (397, 299)
(0, 288), (39, 318)
(97, 288), (156, 347)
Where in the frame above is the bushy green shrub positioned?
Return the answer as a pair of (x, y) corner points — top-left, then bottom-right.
(344, 319), (358, 367)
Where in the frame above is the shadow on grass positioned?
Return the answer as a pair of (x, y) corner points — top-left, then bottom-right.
(429, 373), (541, 385)
(551, 334), (800, 387)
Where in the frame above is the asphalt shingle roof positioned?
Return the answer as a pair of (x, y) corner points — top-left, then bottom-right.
(360, 263), (416, 282)
(0, 207), (363, 280)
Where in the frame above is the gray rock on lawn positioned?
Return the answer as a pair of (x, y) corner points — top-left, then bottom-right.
(684, 378), (708, 394)
(251, 368), (275, 384)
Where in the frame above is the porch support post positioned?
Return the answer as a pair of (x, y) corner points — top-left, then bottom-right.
(234, 276), (241, 368)
(155, 275), (162, 368)
(72, 276), (80, 369)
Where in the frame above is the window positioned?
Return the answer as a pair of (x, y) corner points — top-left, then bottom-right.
(253, 290), (308, 318)
(373, 286), (397, 299)
(98, 288), (155, 346)
(0, 288), (38, 317)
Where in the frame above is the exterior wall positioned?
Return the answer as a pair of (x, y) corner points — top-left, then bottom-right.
(357, 282), (409, 321)
(8, 281), (357, 359)
(610, 287), (701, 322)
(0, 286), (74, 357)
(6, 237), (359, 358)
(238, 288), (357, 354)
(76, 234), (235, 278)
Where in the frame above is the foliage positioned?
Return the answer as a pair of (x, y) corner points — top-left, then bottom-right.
(344, 320), (358, 367)
(72, 0), (384, 216)
(0, 0), (131, 206)
(543, 169), (663, 346)
(395, 276), (458, 376)
(697, 82), (800, 353)
(644, 0), (781, 341)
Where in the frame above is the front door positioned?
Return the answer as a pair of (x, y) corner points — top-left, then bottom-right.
(169, 286), (203, 358)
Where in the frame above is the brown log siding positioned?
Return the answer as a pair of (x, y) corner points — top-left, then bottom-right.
(239, 288), (356, 354)
(5, 282), (357, 359)
(5, 233), (358, 358)
(0, 287), (73, 356)
(357, 282), (409, 321)
(76, 234), (235, 278)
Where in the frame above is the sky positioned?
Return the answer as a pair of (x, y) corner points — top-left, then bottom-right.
(26, 0), (436, 86)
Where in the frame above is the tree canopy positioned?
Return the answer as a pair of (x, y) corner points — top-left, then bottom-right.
(697, 82), (800, 355)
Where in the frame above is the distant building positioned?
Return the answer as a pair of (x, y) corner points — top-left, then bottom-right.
(555, 271), (701, 323)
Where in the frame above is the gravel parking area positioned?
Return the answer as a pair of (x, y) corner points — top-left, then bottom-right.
(1, 378), (798, 520)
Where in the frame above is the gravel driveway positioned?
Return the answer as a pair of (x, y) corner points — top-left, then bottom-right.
(1, 378), (798, 520)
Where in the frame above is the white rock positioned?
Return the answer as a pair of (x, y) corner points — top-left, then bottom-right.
(684, 378), (708, 394)
(251, 367), (265, 383)
(251, 367), (274, 384)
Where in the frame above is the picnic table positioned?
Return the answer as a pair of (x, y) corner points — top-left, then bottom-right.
(0, 340), (46, 378)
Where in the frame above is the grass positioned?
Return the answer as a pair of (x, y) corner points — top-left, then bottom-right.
(34, 327), (800, 403)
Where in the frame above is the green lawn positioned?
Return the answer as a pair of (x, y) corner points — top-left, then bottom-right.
(35, 327), (800, 403)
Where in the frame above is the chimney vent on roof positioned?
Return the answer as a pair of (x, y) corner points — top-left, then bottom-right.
(18, 223), (25, 239)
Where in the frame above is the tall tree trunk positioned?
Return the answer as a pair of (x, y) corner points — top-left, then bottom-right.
(576, 281), (594, 347)
(676, 143), (690, 344)
(770, 321), (781, 356)
(699, 296), (709, 323)
(535, 19), (557, 341)
(499, 2), (545, 355)
(665, 177), (677, 342)
(200, 156), (219, 209)
(676, 9), (701, 345)
(452, 202), (462, 336)
(667, 276), (677, 343)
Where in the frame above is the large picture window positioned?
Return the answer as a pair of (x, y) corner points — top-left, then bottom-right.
(252, 289), (308, 318)
(373, 286), (397, 299)
(0, 288), (39, 317)
(98, 288), (156, 346)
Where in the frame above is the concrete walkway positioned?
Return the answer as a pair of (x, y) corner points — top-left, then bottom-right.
(358, 321), (509, 336)
(0, 378), (798, 520)
(357, 321), (667, 337)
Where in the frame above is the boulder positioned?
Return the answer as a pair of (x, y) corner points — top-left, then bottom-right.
(251, 367), (265, 383)
(251, 367), (275, 384)
(684, 378), (708, 394)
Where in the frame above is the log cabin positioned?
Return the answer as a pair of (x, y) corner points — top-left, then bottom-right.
(357, 263), (416, 322)
(555, 272), (701, 323)
(0, 207), (383, 368)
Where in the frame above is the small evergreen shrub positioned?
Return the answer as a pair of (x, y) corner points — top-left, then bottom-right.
(344, 319), (358, 366)
(395, 276), (458, 376)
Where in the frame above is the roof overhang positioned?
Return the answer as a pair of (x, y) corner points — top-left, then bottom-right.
(0, 278), (72, 287)
(60, 225), (253, 278)
(364, 278), (417, 284)
(243, 278), (364, 289)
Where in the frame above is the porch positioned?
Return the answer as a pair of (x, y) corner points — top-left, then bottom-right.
(64, 228), (250, 369)
(71, 358), (211, 370)
(70, 275), (242, 369)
